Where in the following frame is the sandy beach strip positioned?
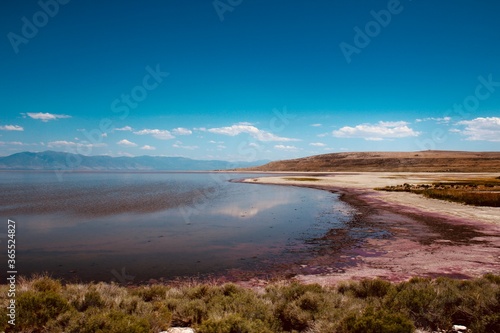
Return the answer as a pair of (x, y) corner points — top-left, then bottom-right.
(240, 172), (500, 285)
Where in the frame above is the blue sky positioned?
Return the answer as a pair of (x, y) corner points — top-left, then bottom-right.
(1, 0), (499, 161)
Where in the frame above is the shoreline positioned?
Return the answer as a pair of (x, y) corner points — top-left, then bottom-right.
(4, 171), (498, 288)
(238, 172), (500, 286)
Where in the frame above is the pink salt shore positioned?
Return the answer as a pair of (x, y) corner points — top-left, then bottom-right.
(240, 172), (500, 286)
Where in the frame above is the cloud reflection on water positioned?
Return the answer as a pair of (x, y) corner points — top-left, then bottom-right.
(5, 172), (349, 281)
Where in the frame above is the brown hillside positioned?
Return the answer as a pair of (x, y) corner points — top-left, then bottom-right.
(244, 151), (500, 172)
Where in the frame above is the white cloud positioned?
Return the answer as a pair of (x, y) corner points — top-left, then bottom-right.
(416, 116), (451, 124)
(115, 126), (133, 131)
(10, 141), (33, 146)
(47, 141), (106, 148)
(24, 112), (71, 122)
(47, 141), (76, 147)
(0, 141), (29, 146)
(274, 144), (300, 151)
(134, 129), (175, 140)
(117, 151), (134, 157)
(455, 117), (500, 142)
(310, 142), (326, 147)
(248, 142), (259, 148)
(0, 125), (23, 131)
(311, 123), (322, 127)
(172, 141), (198, 150)
(332, 121), (420, 141)
(141, 145), (156, 150)
(172, 127), (192, 135)
(207, 123), (299, 142)
(117, 139), (137, 147)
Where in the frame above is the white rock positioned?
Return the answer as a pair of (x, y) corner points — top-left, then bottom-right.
(452, 324), (467, 331)
(161, 328), (195, 333)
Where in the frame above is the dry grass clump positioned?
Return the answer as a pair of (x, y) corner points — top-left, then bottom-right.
(422, 189), (500, 207)
(283, 177), (321, 182)
(378, 177), (500, 207)
(0, 274), (499, 332)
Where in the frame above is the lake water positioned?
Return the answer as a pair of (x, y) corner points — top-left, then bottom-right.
(0, 171), (354, 283)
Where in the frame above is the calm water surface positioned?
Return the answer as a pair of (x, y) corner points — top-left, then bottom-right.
(0, 172), (354, 282)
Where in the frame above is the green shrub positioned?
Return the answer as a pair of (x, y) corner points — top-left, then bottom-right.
(384, 276), (500, 331)
(65, 308), (150, 333)
(32, 276), (62, 293)
(385, 278), (437, 328)
(266, 282), (323, 303)
(279, 301), (313, 331)
(0, 305), (8, 331)
(17, 290), (69, 329)
(186, 284), (219, 300)
(132, 284), (169, 302)
(340, 278), (393, 299)
(198, 313), (274, 333)
(148, 300), (173, 331)
(306, 319), (340, 333)
(171, 298), (208, 326)
(222, 283), (240, 296)
(478, 313), (500, 332)
(74, 290), (105, 311)
(343, 307), (414, 333)
(169, 283), (278, 329)
(268, 283), (327, 331)
(6, 274), (500, 333)
(484, 273), (500, 285)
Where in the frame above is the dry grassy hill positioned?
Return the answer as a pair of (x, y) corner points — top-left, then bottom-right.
(244, 151), (500, 172)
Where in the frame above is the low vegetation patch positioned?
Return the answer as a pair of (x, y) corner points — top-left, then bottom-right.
(283, 177), (321, 182)
(378, 178), (500, 207)
(1, 274), (499, 332)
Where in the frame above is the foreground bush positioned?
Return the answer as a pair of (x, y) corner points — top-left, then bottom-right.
(342, 307), (414, 333)
(0, 274), (498, 332)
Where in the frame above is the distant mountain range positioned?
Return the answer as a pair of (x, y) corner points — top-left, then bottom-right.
(0, 151), (269, 171)
(243, 150), (500, 172)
